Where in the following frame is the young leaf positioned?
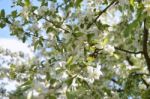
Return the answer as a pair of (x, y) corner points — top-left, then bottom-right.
(0, 9), (5, 18)
(12, 10), (17, 18)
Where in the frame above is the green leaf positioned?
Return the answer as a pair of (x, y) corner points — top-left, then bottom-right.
(0, 23), (6, 28)
(41, 0), (48, 6)
(0, 9), (5, 18)
(21, 85), (31, 92)
(123, 16), (142, 37)
(66, 56), (73, 66)
(22, 35), (26, 43)
(39, 37), (44, 47)
(50, 79), (57, 84)
(46, 72), (51, 81)
(34, 40), (39, 50)
(66, 25), (72, 30)
(49, 0), (57, 2)
(75, 0), (83, 7)
(80, 23), (84, 29)
(48, 95), (56, 99)
(104, 0), (108, 4)
(142, 89), (150, 99)
(16, 0), (24, 6)
(25, 0), (30, 6)
(12, 10), (17, 18)
(73, 32), (84, 37)
(21, 80), (32, 87)
(96, 22), (109, 30)
(46, 27), (56, 33)
(87, 33), (94, 40)
(66, 91), (76, 99)
(65, 77), (73, 86)
(129, 0), (135, 7)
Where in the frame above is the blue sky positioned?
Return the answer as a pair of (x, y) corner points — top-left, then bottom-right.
(0, 0), (12, 38)
(0, 0), (33, 55)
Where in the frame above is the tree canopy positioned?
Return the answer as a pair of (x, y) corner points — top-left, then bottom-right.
(1, 0), (150, 98)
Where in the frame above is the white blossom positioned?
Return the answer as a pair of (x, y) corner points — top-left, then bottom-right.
(50, 2), (56, 12)
(28, 23), (40, 33)
(21, 7), (30, 20)
(57, 94), (67, 99)
(104, 44), (115, 54)
(48, 33), (54, 40)
(119, 0), (129, 5)
(33, 80), (48, 93)
(71, 78), (78, 91)
(86, 64), (103, 83)
(38, 6), (48, 16)
(136, 54), (142, 58)
(58, 61), (66, 67)
(61, 72), (68, 80)
(139, 83), (146, 90)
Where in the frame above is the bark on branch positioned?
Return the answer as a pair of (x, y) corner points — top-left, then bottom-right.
(115, 47), (143, 54)
(143, 18), (150, 73)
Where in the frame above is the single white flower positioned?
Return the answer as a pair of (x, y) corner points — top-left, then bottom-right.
(33, 80), (48, 93)
(86, 65), (103, 83)
(38, 6), (48, 16)
(48, 33), (54, 40)
(71, 78), (78, 91)
(119, 0), (129, 5)
(136, 54), (142, 58)
(21, 7), (30, 20)
(34, 10), (38, 15)
(139, 83), (146, 90)
(61, 72), (68, 80)
(58, 61), (66, 67)
(29, 23), (40, 32)
(104, 44), (115, 54)
(27, 91), (33, 99)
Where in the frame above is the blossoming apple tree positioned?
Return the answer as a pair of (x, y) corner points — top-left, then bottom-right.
(1, 0), (150, 98)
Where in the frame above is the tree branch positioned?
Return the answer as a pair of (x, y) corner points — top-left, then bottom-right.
(32, 12), (70, 33)
(111, 78), (124, 92)
(24, 32), (48, 41)
(143, 18), (150, 73)
(87, 0), (118, 29)
(44, 17), (70, 33)
(114, 47), (143, 54)
(141, 78), (149, 88)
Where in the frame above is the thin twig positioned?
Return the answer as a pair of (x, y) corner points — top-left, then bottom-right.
(44, 17), (70, 33)
(87, 0), (118, 29)
(115, 47), (143, 54)
(24, 32), (48, 41)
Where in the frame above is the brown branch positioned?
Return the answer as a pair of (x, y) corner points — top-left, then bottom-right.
(143, 18), (150, 73)
(7, 20), (49, 41)
(114, 47), (143, 54)
(87, 0), (119, 29)
(32, 12), (70, 33)
(44, 17), (70, 33)
(24, 32), (48, 41)
(111, 78), (124, 92)
(141, 78), (149, 88)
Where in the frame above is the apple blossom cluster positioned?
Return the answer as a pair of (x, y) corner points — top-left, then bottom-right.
(1, 0), (150, 98)
(86, 64), (103, 84)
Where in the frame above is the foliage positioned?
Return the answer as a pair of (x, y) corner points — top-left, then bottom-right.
(1, 0), (150, 98)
